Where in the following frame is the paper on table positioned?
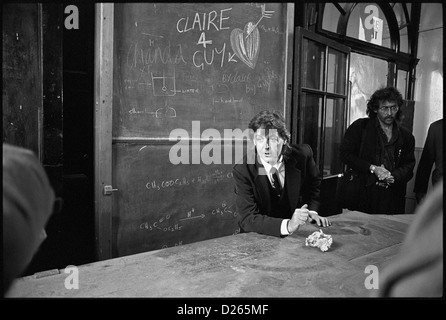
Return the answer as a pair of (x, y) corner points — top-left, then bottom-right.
(305, 229), (333, 252)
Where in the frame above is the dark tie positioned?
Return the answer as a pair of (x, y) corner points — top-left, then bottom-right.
(270, 167), (282, 197)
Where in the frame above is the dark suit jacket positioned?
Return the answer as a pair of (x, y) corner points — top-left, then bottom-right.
(232, 144), (321, 237)
(414, 119), (443, 193)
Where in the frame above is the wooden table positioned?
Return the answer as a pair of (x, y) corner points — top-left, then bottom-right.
(6, 211), (413, 298)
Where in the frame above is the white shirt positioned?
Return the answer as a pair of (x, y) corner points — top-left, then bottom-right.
(259, 156), (285, 188)
(258, 156), (290, 235)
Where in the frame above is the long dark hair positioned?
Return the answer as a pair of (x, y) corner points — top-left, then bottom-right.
(366, 86), (404, 122)
(248, 109), (292, 158)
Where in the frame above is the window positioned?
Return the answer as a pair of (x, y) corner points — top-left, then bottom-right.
(349, 52), (388, 124)
(316, 2), (420, 101)
(392, 3), (410, 53)
(294, 28), (350, 178)
(397, 69), (408, 97)
(346, 3), (391, 48)
(321, 3), (343, 33)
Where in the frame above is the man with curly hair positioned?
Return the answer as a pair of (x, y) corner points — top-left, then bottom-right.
(339, 87), (416, 214)
(232, 110), (330, 237)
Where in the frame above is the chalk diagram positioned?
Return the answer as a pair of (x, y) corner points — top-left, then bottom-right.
(151, 69), (176, 97)
(155, 100), (177, 118)
(149, 70), (177, 118)
(230, 4), (274, 69)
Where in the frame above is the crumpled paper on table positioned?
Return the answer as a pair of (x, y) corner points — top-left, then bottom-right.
(305, 229), (333, 252)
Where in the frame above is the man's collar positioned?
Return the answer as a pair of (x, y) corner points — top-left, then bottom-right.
(374, 116), (399, 130)
(258, 155), (284, 174)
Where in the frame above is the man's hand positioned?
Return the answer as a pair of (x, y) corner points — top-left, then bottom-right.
(288, 204), (310, 233)
(308, 210), (331, 227)
(383, 175), (395, 185)
(373, 164), (392, 181)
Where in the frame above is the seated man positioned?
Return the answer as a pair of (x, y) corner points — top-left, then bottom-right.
(232, 110), (330, 237)
(3, 144), (57, 294)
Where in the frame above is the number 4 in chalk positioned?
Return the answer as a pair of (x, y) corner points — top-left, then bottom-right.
(197, 32), (212, 48)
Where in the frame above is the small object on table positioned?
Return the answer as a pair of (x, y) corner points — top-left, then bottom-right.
(305, 229), (333, 252)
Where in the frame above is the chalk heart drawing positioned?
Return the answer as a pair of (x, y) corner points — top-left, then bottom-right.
(230, 22), (260, 69)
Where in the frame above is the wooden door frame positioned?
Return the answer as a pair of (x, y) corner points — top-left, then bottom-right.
(94, 3), (114, 261)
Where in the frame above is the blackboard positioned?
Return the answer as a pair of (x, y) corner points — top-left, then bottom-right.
(2, 3), (41, 154)
(112, 142), (252, 256)
(111, 3), (292, 257)
(113, 3), (290, 137)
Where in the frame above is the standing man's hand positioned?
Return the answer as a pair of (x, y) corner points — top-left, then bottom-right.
(383, 175), (395, 185)
(373, 164), (392, 181)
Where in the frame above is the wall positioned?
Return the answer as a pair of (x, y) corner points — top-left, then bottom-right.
(406, 3), (443, 214)
(2, 4), (42, 155)
(413, 3), (443, 148)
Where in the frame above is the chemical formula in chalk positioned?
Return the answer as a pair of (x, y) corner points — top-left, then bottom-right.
(211, 200), (238, 219)
(140, 213), (183, 232)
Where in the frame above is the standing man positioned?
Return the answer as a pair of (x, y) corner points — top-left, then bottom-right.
(339, 86), (416, 214)
(232, 110), (330, 237)
(413, 118), (443, 204)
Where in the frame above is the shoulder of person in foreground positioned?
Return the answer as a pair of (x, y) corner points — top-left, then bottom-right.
(3, 143), (56, 294)
(375, 180), (443, 297)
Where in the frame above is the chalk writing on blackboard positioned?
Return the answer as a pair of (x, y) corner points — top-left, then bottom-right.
(112, 3), (290, 257)
(211, 201), (237, 218)
(128, 104), (177, 118)
(114, 2), (288, 138)
(145, 169), (233, 191)
(139, 201), (238, 233)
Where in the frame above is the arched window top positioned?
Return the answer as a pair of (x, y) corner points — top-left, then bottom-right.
(346, 3), (391, 48)
(392, 3), (410, 53)
(320, 2), (414, 54)
(321, 3), (342, 33)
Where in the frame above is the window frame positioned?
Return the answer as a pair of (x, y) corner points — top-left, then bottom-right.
(314, 2), (420, 99)
(292, 27), (351, 179)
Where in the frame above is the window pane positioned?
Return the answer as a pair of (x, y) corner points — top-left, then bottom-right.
(323, 98), (345, 176)
(347, 3), (391, 48)
(322, 3), (342, 33)
(397, 69), (408, 96)
(393, 3), (409, 53)
(327, 48), (347, 94)
(302, 39), (325, 90)
(301, 93), (322, 164)
(349, 52), (388, 124)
